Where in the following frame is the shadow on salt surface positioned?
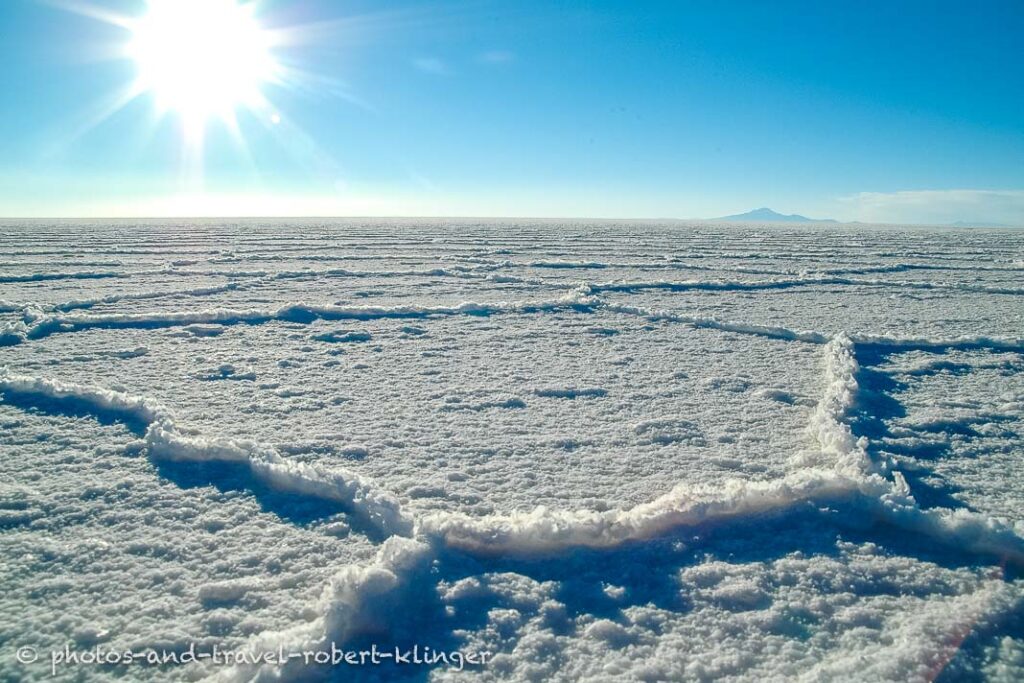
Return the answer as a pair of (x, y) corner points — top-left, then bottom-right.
(300, 509), (1021, 683)
(844, 352), (976, 512)
(0, 390), (152, 437)
(850, 345), (1024, 521)
(626, 285), (1022, 343)
(0, 385), (388, 541)
(149, 459), (388, 540)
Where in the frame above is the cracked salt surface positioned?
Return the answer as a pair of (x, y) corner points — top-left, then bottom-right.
(1, 219), (1023, 682)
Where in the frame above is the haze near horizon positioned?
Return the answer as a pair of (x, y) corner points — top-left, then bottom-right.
(0, 0), (1021, 224)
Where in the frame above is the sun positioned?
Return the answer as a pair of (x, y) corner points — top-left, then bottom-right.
(127, 0), (279, 125)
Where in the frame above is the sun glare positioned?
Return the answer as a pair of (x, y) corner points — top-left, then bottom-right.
(54, 0), (353, 184)
(128, 0), (278, 124)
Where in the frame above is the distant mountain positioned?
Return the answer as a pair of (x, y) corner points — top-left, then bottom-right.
(712, 207), (838, 223)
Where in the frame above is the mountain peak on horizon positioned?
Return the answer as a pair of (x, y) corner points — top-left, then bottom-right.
(713, 207), (837, 223)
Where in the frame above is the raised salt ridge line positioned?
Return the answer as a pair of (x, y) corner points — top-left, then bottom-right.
(3, 328), (1024, 681)
(0, 292), (829, 348)
(8, 265), (462, 309)
(0, 372), (167, 424)
(801, 334), (879, 477)
(213, 329), (1024, 680)
(0, 262), (507, 290)
(0, 372), (413, 537)
(604, 301), (1024, 353)
(846, 276), (1024, 296)
(0, 270), (127, 283)
(228, 485), (1020, 681)
(0, 319), (29, 346)
(849, 331), (1024, 353)
(416, 331), (1024, 564)
(7, 285), (1024, 358)
(420, 330), (868, 555)
(210, 537), (435, 683)
(11, 262), (1020, 308)
(587, 275), (1024, 296)
(863, 477), (1024, 566)
(206, 252), (446, 263)
(417, 470), (1024, 564)
(602, 301), (832, 344)
(3, 291), (598, 344)
(495, 259), (797, 276)
(206, 331), (892, 679)
(418, 471), (865, 554)
(5, 343), (1020, 563)
(528, 260), (609, 269)
(171, 265), (496, 281)
(52, 282), (245, 312)
(588, 275), (852, 294)
(815, 262), (1024, 275)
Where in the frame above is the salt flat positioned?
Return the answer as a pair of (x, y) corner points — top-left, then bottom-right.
(1, 219), (1023, 682)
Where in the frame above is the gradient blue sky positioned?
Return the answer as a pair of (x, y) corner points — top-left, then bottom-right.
(1, 0), (1022, 222)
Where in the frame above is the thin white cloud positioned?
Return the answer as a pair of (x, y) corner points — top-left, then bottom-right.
(838, 189), (1024, 226)
(412, 57), (450, 76)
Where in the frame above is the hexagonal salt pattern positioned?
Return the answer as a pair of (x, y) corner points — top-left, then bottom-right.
(2, 219), (1022, 683)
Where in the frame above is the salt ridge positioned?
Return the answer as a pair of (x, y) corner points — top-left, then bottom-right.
(4, 319), (1024, 680)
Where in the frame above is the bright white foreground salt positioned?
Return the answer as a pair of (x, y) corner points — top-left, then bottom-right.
(1, 219), (1022, 682)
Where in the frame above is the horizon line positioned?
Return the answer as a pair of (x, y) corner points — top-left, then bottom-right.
(0, 215), (1020, 228)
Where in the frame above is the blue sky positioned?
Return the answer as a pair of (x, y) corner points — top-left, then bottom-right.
(0, 0), (1022, 222)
